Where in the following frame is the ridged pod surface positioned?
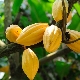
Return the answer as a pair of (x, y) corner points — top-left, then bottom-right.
(16, 23), (49, 46)
(22, 48), (39, 80)
(52, 0), (68, 22)
(43, 25), (62, 53)
(66, 29), (80, 53)
(5, 25), (22, 42)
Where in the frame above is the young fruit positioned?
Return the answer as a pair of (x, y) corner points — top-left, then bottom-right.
(43, 25), (62, 53)
(52, 0), (68, 22)
(16, 23), (49, 46)
(22, 48), (39, 80)
(5, 25), (22, 42)
(66, 29), (80, 53)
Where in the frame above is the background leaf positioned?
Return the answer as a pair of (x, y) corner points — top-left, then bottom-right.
(74, 3), (80, 15)
(55, 61), (71, 79)
(27, 0), (49, 23)
(67, 13), (80, 31)
(12, 0), (23, 15)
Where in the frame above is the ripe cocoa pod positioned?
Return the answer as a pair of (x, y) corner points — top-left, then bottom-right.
(16, 23), (48, 46)
(66, 29), (80, 53)
(52, 0), (68, 22)
(22, 48), (39, 80)
(43, 25), (62, 53)
(5, 25), (22, 42)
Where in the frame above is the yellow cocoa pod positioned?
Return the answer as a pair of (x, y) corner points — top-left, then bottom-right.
(16, 23), (48, 46)
(5, 25), (22, 42)
(22, 48), (39, 80)
(66, 29), (80, 53)
(52, 0), (68, 22)
(43, 25), (62, 53)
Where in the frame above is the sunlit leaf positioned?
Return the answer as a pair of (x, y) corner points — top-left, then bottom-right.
(41, 1), (53, 13)
(74, 3), (80, 15)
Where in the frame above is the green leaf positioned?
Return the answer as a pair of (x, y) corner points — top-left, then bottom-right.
(33, 47), (47, 59)
(27, 0), (49, 23)
(75, 22), (80, 32)
(74, 3), (80, 15)
(55, 61), (71, 79)
(41, 0), (53, 13)
(68, 13), (80, 31)
(34, 73), (43, 80)
(19, 16), (30, 27)
(12, 0), (23, 15)
(67, 52), (77, 59)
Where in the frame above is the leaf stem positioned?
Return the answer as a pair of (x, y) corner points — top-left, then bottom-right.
(63, 38), (80, 44)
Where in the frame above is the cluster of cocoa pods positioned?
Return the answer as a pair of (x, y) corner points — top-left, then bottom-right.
(5, 0), (79, 79)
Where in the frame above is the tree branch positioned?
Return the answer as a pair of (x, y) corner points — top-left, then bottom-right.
(0, 42), (43, 58)
(0, 42), (71, 65)
(39, 47), (71, 65)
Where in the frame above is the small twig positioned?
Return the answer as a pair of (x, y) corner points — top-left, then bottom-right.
(63, 38), (80, 44)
